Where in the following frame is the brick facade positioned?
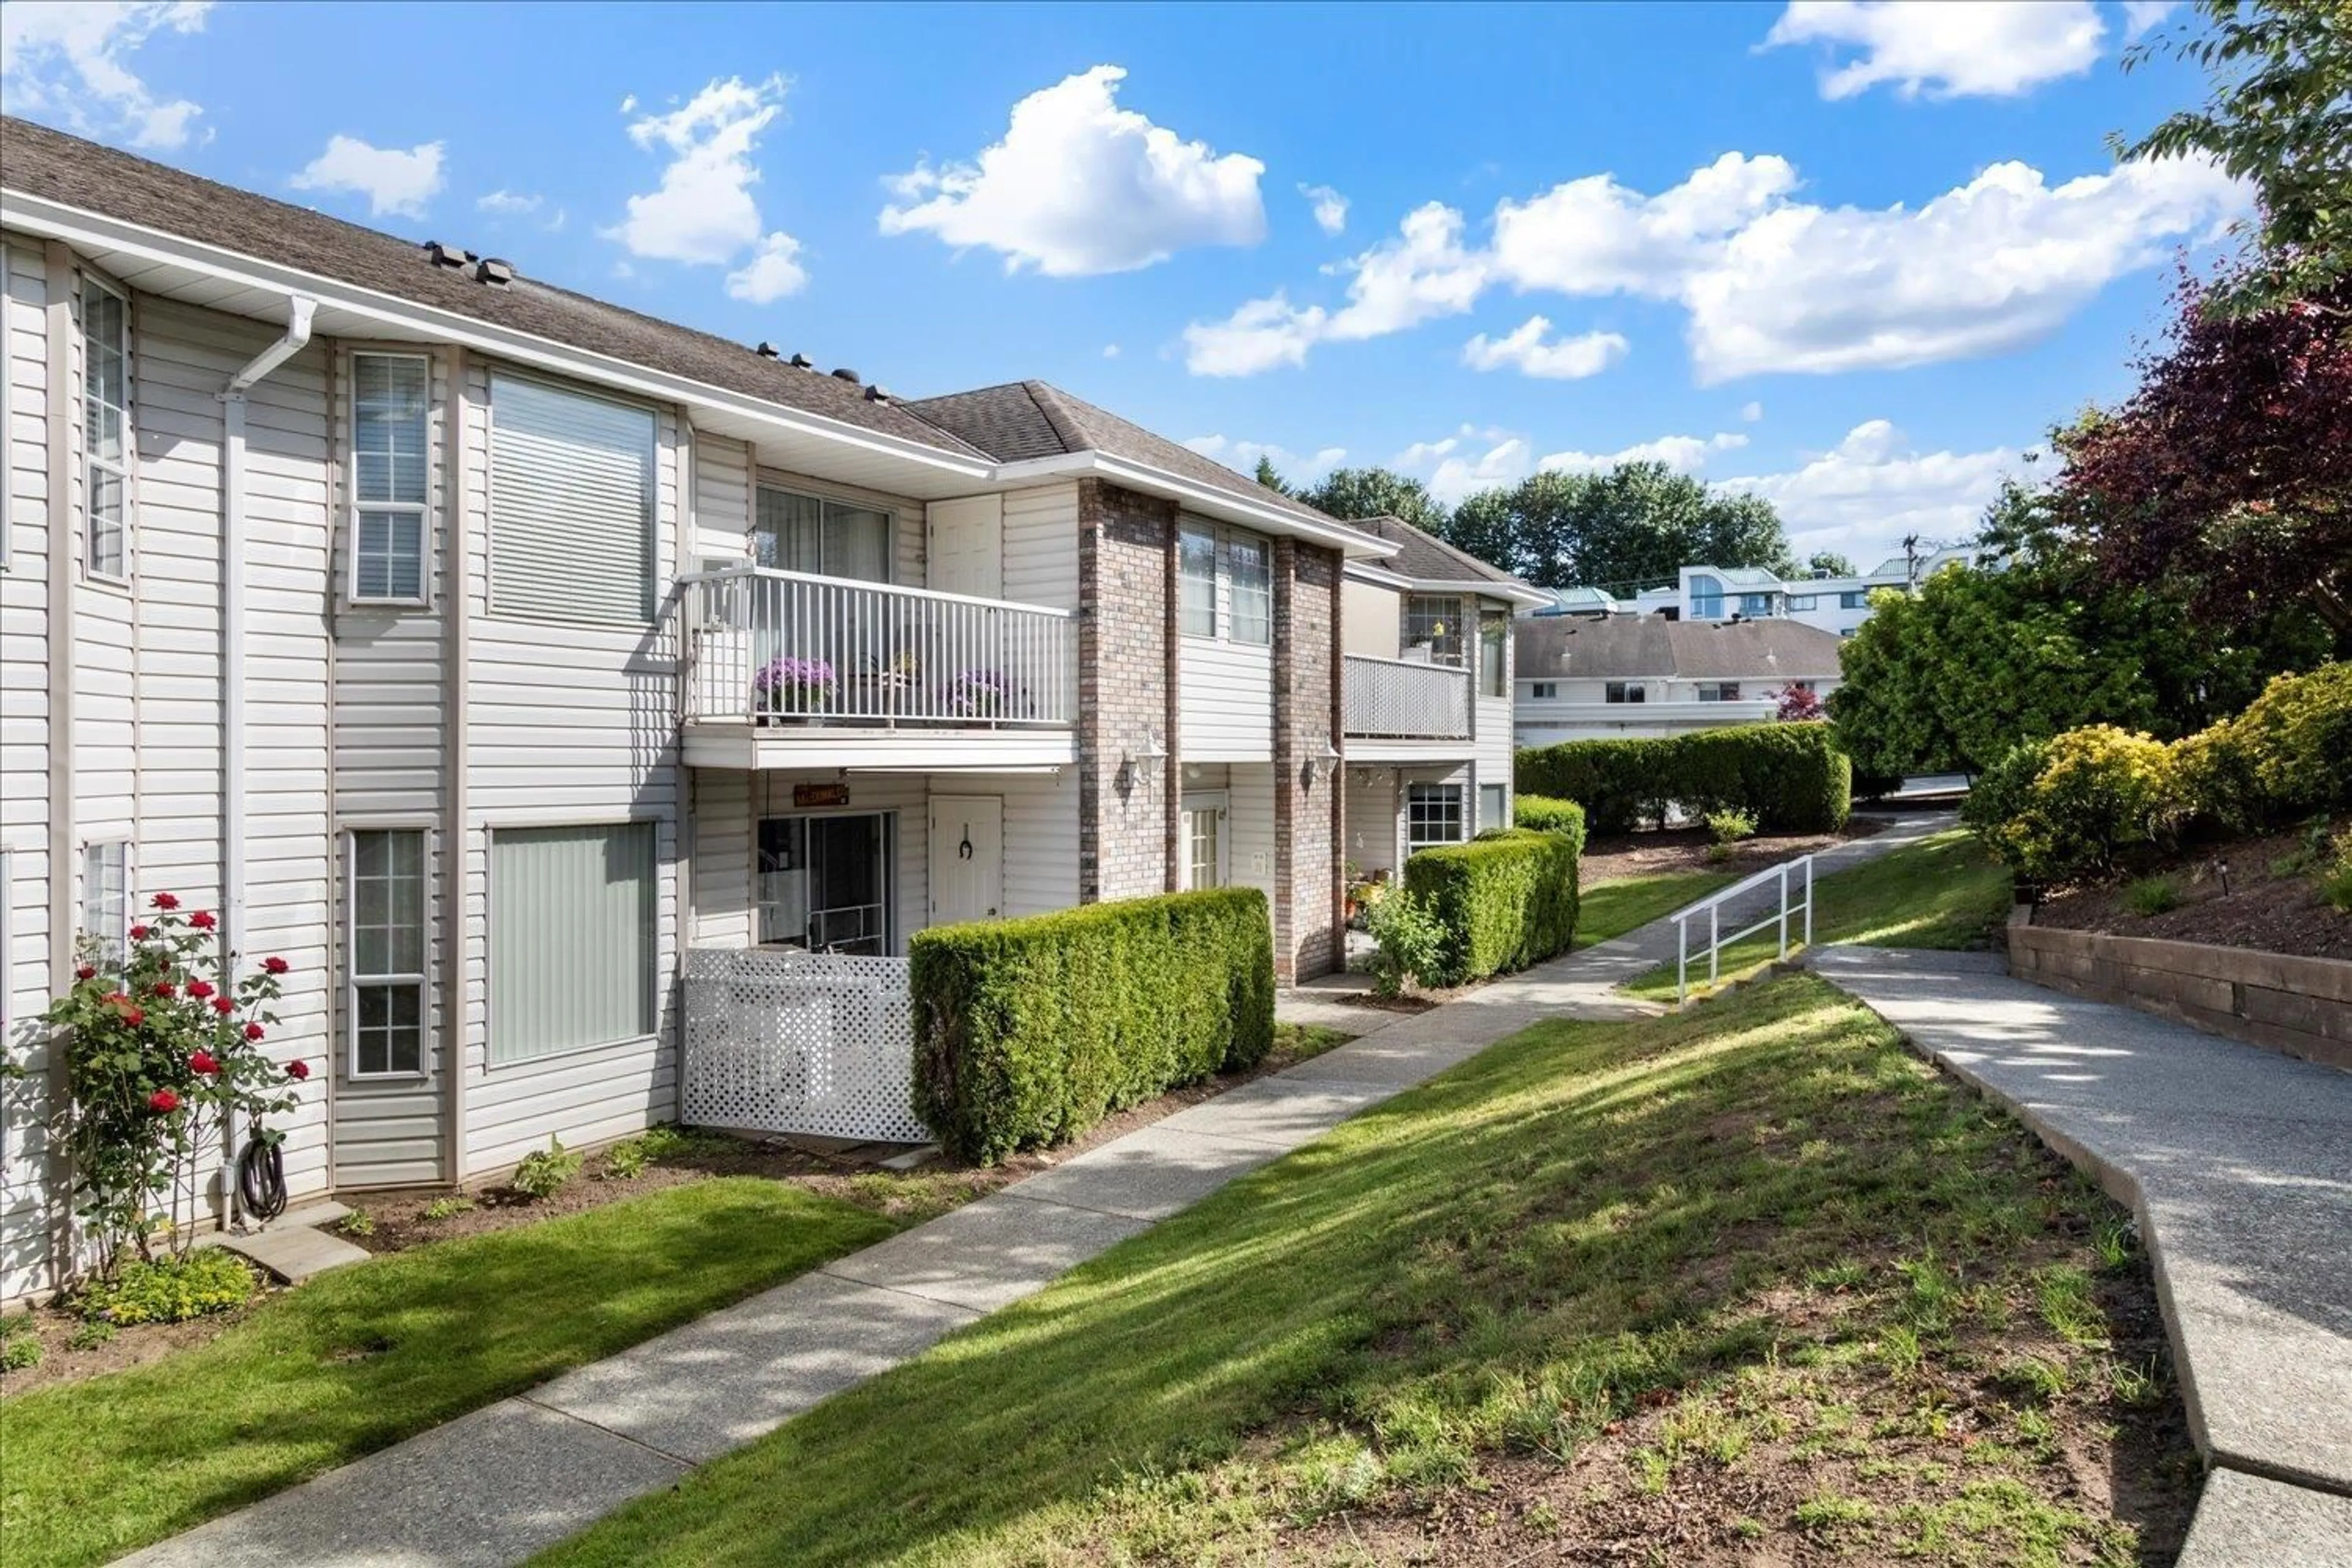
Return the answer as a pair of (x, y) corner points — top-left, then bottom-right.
(1076, 479), (1178, 903)
(1272, 537), (1344, 982)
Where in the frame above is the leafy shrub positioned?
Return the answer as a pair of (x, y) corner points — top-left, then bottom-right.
(420, 1196), (475, 1221)
(80, 1250), (255, 1325)
(603, 1139), (652, 1180)
(2177, 662), (2352, 829)
(1365, 889), (1447, 998)
(912, 889), (1275, 1164)
(67, 1319), (116, 1351)
(335, 1208), (375, 1238)
(1, 1316), (40, 1371)
(1962, 740), (2049, 843)
(1705, 842), (1736, 865)
(1985, 726), (2185, 883)
(1705, 809), (1757, 845)
(2124, 876), (2182, 917)
(2321, 829), (2352, 915)
(510, 1137), (583, 1200)
(1517, 723), (1850, 836)
(1512, 794), (1585, 836)
(1402, 827), (1582, 989)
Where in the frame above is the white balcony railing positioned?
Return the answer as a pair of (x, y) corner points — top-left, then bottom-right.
(1343, 653), (1471, 741)
(682, 567), (1077, 728)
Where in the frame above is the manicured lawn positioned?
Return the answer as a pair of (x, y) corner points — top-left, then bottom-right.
(534, 974), (2190, 1567)
(1575, 867), (1738, 948)
(2, 1179), (896, 1568)
(1623, 829), (2013, 1001)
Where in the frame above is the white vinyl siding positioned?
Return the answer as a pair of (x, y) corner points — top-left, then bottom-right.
(488, 374), (655, 624)
(81, 276), (129, 580)
(488, 823), (657, 1064)
(350, 353), (429, 603)
(349, 829), (427, 1077)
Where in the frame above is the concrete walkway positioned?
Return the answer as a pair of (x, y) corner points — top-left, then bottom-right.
(1811, 946), (2352, 1567)
(119, 814), (1957, 1567)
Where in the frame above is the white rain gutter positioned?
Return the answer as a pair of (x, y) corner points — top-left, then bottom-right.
(219, 295), (316, 960)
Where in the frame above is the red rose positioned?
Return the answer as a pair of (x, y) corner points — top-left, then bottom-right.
(189, 1051), (220, 1076)
(129, 924), (151, 941)
(286, 1058), (311, 1081)
(263, 956), (290, 975)
(148, 1089), (179, 1114)
(75, 965), (96, 981)
(189, 911), (217, 931)
(211, 997), (236, 1016)
(102, 991), (131, 1007)
(186, 979), (215, 1000)
(152, 981), (176, 999)
(122, 1007), (145, 1028)
(152, 892), (180, 911)
(243, 1022), (266, 1041)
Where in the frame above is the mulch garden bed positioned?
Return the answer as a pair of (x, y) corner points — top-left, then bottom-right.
(2030, 821), (2350, 962)
(1581, 816), (1888, 886)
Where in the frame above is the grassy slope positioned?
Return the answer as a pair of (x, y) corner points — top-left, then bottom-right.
(4, 1180), (895, 1568)
(537, 975), (2186, 1568)
(1575, 868), (1738, 948)
(1624, 829), (2013, 1001)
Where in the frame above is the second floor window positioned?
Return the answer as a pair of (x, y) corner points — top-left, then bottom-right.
(1178, 524), (1218, 636)
(352, 353), (430, 602)
(1839, 590), (1868, 609)
(1177, 521), (1272, 645)
(1697, 682), (1743, 702)
(83, 278), (130, 581)
(1404, 595), (1463, 665)
(1479, 616), (1507, 696)
(1530, 681), (1556, 699)
(489, 374), (657, 624)
(1227, 533), (1271, 644)
(1787, 594), (1818, 610)
(1605, 681), (1645, 704)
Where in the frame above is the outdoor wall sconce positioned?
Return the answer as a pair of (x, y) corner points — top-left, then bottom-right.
(1117, 729), (1169, 798)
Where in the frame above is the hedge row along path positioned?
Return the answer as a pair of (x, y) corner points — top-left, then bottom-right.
(107, 812), (1960, 1568)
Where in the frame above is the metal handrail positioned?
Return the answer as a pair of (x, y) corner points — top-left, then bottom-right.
(1672, 854), (1814, 1006)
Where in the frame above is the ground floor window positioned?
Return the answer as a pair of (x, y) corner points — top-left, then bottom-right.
(488, 821), (656, 1063)
(81, 840), (129, 968)
(1480, 783), (1507, 832)
(1184, 795), (1228, 890)
(349, 829), (428, 1077)
(1406, 784), (1465, 851)
(759, 812), (891, 954)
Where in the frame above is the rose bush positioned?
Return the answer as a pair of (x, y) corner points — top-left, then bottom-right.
(18, 897), (306, 1276)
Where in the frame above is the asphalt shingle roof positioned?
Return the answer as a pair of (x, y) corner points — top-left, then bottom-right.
(1336, 514), (1529, 590)
(1515, 614), (1845, 682)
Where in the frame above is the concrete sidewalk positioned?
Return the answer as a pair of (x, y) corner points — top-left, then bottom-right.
(1811, 946), (2352, 1567)
(118, 815), (1958, 1567)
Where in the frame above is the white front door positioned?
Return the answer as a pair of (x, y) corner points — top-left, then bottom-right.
(1182, 791), (1229, 890)
(927, 496), (1004, 600)
(929, 794), (1004, 926)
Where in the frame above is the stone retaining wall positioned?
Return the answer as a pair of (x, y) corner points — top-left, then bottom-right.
(2006, 911), (2351, 1072)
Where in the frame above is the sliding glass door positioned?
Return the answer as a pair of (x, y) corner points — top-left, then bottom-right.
(757, 813), (892, 955)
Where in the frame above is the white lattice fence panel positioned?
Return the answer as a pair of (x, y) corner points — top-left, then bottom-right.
(682, 948), (932, 1143)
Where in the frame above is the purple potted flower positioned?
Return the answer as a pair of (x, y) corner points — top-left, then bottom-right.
(753, 655), (835, 721)
(952, 668), (1008, 719)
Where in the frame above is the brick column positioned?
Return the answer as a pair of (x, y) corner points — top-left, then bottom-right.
(1272, 538), (1343, 982)
(1076, 480), (1178, 903)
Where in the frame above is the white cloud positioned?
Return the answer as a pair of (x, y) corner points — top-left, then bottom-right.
(1681, 155), (2245, 382)
(1102, 343), (1121, 359)
(1300, 183), (1349, 236)
(1182, 292), (1329, 377)
(1491, 153), (1799, 296)
(1461, 316), (1629, 380)
(1385, 427), (1537, 505)
(477, 189), (542, 215)
(1184, 434), (1346, 484)
(1762, 1), (2107, 100)
(1539, 431), (1749, 475)
(725, 232), (808, 303)
(1740, 401), (1765, 422)
(881, 65), (1264, 276)
(1715, 420), (2026, 559)
(290, 136), (445, 220)
(606, 75), (792, 266)
(2, 1), (210, 147)
(2121, 2), (2177, 43)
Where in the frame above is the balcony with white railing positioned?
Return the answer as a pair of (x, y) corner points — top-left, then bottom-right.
(679, 567), (1079, 769)
(1343, 653), (1472, 756)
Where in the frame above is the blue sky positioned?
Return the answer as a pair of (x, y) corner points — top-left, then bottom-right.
(3, 1), (2237, 568)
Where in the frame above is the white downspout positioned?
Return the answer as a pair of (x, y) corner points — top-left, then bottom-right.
(217, 296), (315, 963)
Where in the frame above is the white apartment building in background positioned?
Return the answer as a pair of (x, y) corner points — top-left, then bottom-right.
(1528, 547), (1981, 640)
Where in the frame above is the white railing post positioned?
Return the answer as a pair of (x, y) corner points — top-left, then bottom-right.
(1677, 914), (1688, 1008)
(1804, 856), (1814, 948)
(1777, 862), (1790, 959)
(1708, 902), (1719, 986)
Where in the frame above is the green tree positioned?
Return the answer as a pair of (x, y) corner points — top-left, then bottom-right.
(1807, 550), (1858, 577)
(1251, 454), (1292, 497)
(2117, 0), (2352, 313)
(1297, 467), (1449, 532)
(1438, 462), (1794, 590)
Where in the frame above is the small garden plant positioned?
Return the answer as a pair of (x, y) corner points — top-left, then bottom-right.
(1364, 888), (1445, 997)
(79, 1251), (257, 1325)
(511, 1136), (584, 1200)
(1, 1314), (41, 1371)
(2321, 827), (2352, 914)
(2124, 875), (2183, 917)
(335, 1209), (377, 1239)
(420, 1196), (477, 1221)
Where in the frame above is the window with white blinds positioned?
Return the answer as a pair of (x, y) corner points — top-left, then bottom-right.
(489, 823), (657, 1063)
(351, 353), (430, 603)
(489, 375), (657, 624)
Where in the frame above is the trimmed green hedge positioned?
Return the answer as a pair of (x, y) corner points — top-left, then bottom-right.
(1402, 826), (1582, 988)
(1516, 723), (1852, 836)
(1512, 794), (1586, 835)
(910, 888), (1275, 1164)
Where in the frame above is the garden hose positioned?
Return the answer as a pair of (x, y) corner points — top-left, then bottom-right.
(236, 1134), (288, 1222)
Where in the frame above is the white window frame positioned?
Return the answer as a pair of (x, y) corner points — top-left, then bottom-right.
(346, 826), (431, 1080)
(1605, 681), (1646, 704)
(1697, 682), (1743, 703)
(347, 351), (433, 608)
(1224, 530), (1272, 646)
(752, 480), (896, 584)
(81, 839), (130, 968)
(1530, 681), (1556, 699)
(1406, 783), (1465, 852)
(1403, 595), (1464, 666)
(81, 274), (132, 586)
(1178, 522), (1218, 639)
(1787, 594), (1818, 611)
(1478, 614), (1507, 697)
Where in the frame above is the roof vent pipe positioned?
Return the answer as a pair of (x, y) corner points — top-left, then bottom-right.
(424, 241), (472, 268)
(830, 368), (859, 383)
(864, 385), (891, 403)
(788, 353), (813, 369)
